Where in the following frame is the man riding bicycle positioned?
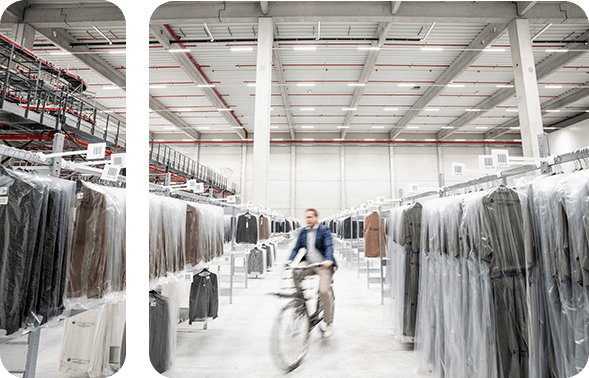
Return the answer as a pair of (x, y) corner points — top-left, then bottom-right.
(286, 208), (337, 338)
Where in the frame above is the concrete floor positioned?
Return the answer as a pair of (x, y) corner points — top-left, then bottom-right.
(164, 244), (420, 378)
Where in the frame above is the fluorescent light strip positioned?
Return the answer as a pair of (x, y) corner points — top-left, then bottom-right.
(347, 83), (365, 87)
(421, 47), (444, 51)
(406, 126), (419, 129)
(447, 84), (465, 88)
(231, 46), (253, 52)
(514, 139), (522, 142)
(337, 126), (349, 129)
(231, 126), (242, 129)
(372, 126), (385, 129)
(398, 83), (415, 87)
(364, 139), (375, 141)
(197, 127), (210, 130)
(455, 139), (466, 141)
(294, 46), (317, 51)
(384, 108), (398, 111)
(396, 139), (406, 141)
(163, 126), (175, 130)
(270, 126), (279, 129)
(545, 109), (560, 112)
(301, 126), (314, 129)
(198, 84), (215, 88)
(425, 108), (440, 111)
(217, 108), (232, 111)
(342, 108), (357, 111)
(300, 108), (315, 111)
(104, 86), (119, 90)
(297, 83), (315, 87)
(358, 46), (380, 51)
(497, 84), (514, 88)
(506, 109), (519, 112)
(150, 85), (167, 89)
(441, 126), (454, 129)
(109, 50), (126, 54)
(425, 139), (436, 141)
(169, 48), (191, 53)
(212, 139), (223, 142)
(476, 126), (488, 129)
(303, 138), (314, 141)
(546, 49), (568, 52)
(334, 138), (344, 141)
(50, 51), (72, 55)
(273, 138), (284, 141)
(485, 48), (506, 52)
(545, 85), (562, 88)
(509, 127), (521, 130)
(247, 83), (256, 87)
(465, 109), (481, 112)
(182, 139), (193, 141)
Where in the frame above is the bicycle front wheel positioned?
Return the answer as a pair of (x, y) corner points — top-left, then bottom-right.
(270, 301), (310, 372)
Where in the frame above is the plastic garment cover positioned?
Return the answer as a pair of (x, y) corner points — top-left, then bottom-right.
(0, 168), (76, 336)
(148, 195), (186, 278)
(516, 170), (589, 377)
(59, 301), (126, 378)
(193, 203), (224, 263)
(415, 194), (472, 378)
(223, 214), (233, 243)
(384, 203), (422, 339)
(67, 182), (126, 309)
(149, 291), (179, 374)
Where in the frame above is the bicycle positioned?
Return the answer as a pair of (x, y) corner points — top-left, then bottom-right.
(269, 262), (334, 372)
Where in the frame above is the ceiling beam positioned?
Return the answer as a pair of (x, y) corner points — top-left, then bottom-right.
(438, 29), (589, 140)
(389, 23), (508, 140)
(485, 84), (589, 138)
(33, 28), (126, 89)
(341, 21), (392, 139)
(272, 43), (295, 139)
(391, 1), (402, 15)
(1, 3), (125, 27)
(517, 2), (537, 16)
(149, 96), (200, 140)
(150, 24), (246, 140)
(260, 1), (269, 15)
(150, 1), (587, 24)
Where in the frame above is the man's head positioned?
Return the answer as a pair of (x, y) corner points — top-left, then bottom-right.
(306, 208), (318, 229)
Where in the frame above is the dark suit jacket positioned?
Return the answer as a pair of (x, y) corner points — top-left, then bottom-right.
(289, 224), (337, 267)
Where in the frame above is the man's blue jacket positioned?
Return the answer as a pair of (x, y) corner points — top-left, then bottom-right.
(288, 224), (337, 267)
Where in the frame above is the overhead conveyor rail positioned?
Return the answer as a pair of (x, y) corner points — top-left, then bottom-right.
(149, 140), (237, 195)
(0, 34), (125, 150)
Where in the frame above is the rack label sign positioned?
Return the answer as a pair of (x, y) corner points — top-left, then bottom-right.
(101, 165), (120, 181)
(0, 197), (7, 205)
(0, 187), (7, 196)
(111, 153), (126, 168)
(87, 143), (106, 160)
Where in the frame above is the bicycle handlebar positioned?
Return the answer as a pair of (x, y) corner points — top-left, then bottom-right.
(285, 262), (324, 270)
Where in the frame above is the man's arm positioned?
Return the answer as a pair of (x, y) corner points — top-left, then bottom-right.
(322, 227), (335, 268)
(287, 229), (304, 262)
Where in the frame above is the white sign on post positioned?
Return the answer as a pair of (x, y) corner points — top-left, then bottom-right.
(194, 182), (204, 193)
(187, 179), (197, 191)
(227, 195), (236, 203)
(87, 143), (106, 160)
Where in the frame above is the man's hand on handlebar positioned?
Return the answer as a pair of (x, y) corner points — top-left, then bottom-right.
(321, 260), (334, 269)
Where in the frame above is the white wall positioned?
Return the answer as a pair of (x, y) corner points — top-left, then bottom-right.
(548, 120), (589, 155)
(169, 143), (524, 219)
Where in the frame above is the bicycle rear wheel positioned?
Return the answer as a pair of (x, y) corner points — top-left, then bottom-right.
(270, 300), (310, 372)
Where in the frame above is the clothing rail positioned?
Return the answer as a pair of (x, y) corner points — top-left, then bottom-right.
(400, 146), (589, 204)
(0, 144), (126, 183)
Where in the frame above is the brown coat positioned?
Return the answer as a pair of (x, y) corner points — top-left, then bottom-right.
(364, 211), (386, 258)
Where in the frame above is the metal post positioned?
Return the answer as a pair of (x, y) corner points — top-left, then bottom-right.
(164, 171), (171, 187)
(23, 328), (41, 378)
(538, 133), (551, 174)
(104, 114), (110, 140)
(1, 32), (16, 108)
(77, 101), (84, 129)
(50, 133), (65, 177)
(115, 120), (121, 147)
(378, 205), (384, 305)
(39, 91), (47, 124)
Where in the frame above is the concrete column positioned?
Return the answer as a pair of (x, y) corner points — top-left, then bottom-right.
(252, 17), (274, 207)
(340, 145), (346, 210)
(508, 18), (544, 158)
(290, 145), (295, 217)
(13, 23), (35, 51)
(240, 143), (247, 203)
(389, 145), (396, 199)
(436, 145), (444, 179)
(194, 135), (201, 164)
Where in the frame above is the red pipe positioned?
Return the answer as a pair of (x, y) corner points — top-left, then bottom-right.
(151, 140), (522, 145)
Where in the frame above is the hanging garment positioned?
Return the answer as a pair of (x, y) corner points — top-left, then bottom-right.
(247, 247), (265, 275)
(0, 168), (78, 335)
(259, 215), (270, 240)
(185, 203), (201, 266)
(397, 203), (422, 337)
(59, 301), (126, 378)
(364, 212), (386, 258)
(0, 168), (44, 335)
(149, 291), (178, 374)
(462, 187), (529, 378)
(188, 270), (219, 323)
(262, 244), (273, 270)
(235, 212), (258, 244)
(223, 215), (233, 243)
(68, 183), (125, 304)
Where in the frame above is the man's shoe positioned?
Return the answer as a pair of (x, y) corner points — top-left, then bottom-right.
(323, 323), (333, 338)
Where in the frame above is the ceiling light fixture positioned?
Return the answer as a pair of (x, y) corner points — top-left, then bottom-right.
(406, 126), (420, 129)
(231, 46), (253, 52)
(301, 125), (314, 129)
(273, 138), (284, 141)
(497, 84), (514, 88)
(364, 138), (375, 141)
(197, 127), (210, 130)
(485, 48), (506, 52)
(212, 139), (224, 141)
(465, 109), (481, 112)
(297, 83), (315, 87)
(545, 49), (568, 52)
(421, 47), (444, 51)
(198, 84), (215, 87)
(447, 84), (465, 87)
(247, 83), (256, 87)
(545, 109), (560, 112)
(303, 138), (314, 141)
(342, 107), (357, 111)
(300, 107), (315, 111)
(50, 51), (71, 55)
(455, 139), (466, 141)
(425, 139), (436, 141)
(347, 83), (365, 87)
(217, 108), (232, 111)
(476, 126), (488, 129)
(337, 126), (350, 129)
(109, 50), (126, 54)
(150, 85), (167, 89)
(372, 126), (385, 129)
(270, 126), (279, 129)
(104, 86), (119, 90)
(506, 109), (519, 112)
(169, 48), (191, 53)
(396, 138), (406, 141)
(441, 126), (454, 129)
(384, 108), (398, 111)
(358, 46), (380, 51)
(425, 108), (440, 111)
(398, 83), (415, 87)
(294, 46), (317, 51)
(93, 26), (112, 45)
(545, 85), (562, 88)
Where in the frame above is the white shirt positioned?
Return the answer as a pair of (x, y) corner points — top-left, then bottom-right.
(306, 225), (324, 264)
